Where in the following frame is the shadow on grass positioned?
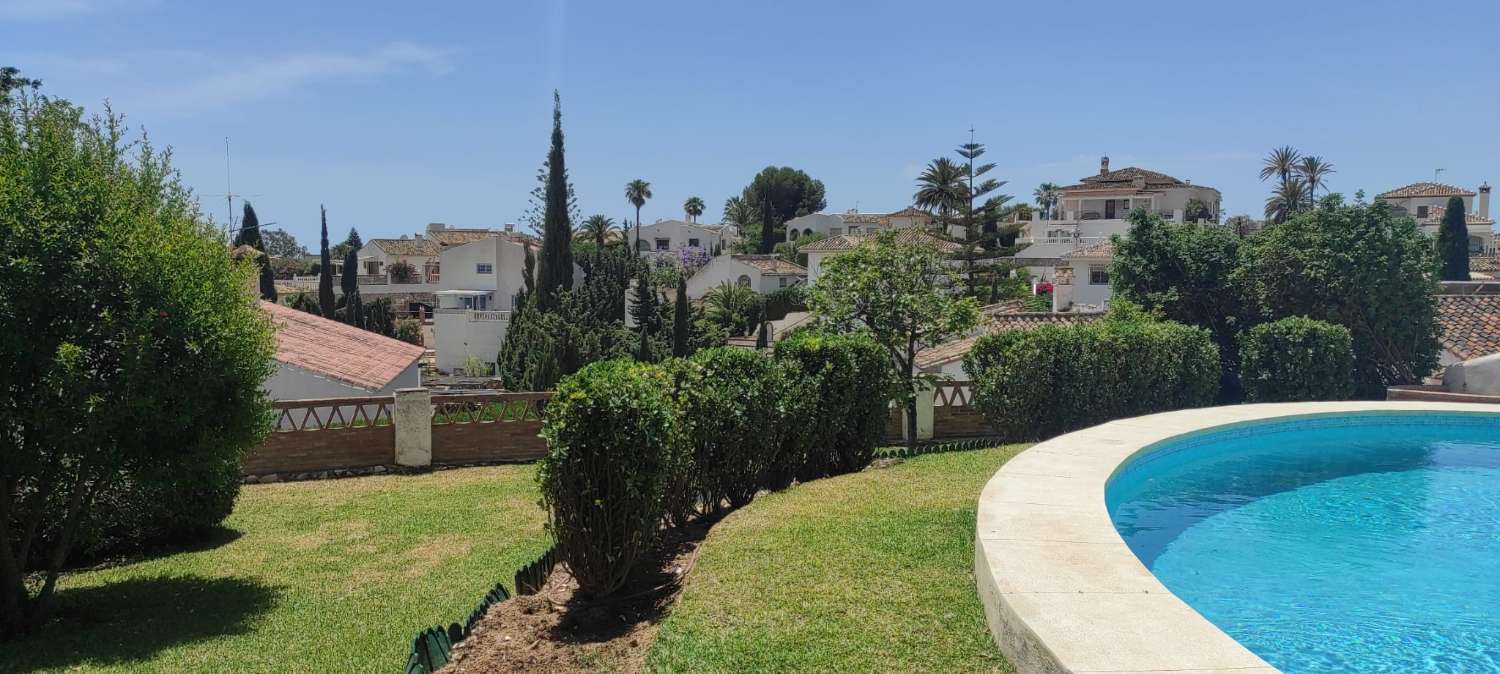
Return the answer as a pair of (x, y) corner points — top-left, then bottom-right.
(0, 575), (277, 672)
(64, 526), (244, 573)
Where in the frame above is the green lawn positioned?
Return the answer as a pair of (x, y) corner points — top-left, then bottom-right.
(645, 445), (1026, 674)
(0, 466), (550, 674)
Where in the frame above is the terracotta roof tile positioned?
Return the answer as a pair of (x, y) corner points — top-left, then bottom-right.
(1060, 167), (1189, 192)
(734, 255), (806, 275)
(1377, 182), (1477, 199)
(371, 238), (442, 256)
(428, 229), (499, 246)
(798, 228), (960, 254)
(1436, 295), (1500, 362)
(261, 300), (425, 391)
(1062, 239), (1115, 259)
(1422, 206), (1494, 226)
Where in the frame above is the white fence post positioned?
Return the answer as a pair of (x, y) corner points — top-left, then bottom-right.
(394, 388), (432, 468)
(903, 384), (936, 442)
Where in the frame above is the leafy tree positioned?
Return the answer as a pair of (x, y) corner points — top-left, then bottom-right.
(626, 178), (652, 252)
(740, 166), (827, 252)
(1225, 214), (1258, 237)
(576, 214), (616, 247)
(1259, 145), (1302, 188)
(287, 291), (321, 315)
(1438, 195), (1471, 281)
(0, 66), (40, 104)
(955, 140), (1008, 294)
(1111, 210), (1246, 398)
(535, 92), (576, 309)
(755, 319), (769, 349)
(684, 196), (705, 223)
(395, 318), (423, 346)
(672, 276), (691, 357)
(388, 260), (418, 283)
(262, 228), (305, 258)
(0, 97), (275, 632)
(1184, 198), (1218, 224)
(1236, 197), (1440, 397)
(318, 206), (335, 317)
(774, 231), (827, 267)
(331, 227), (363, 260)
(807, 230), (980, 444)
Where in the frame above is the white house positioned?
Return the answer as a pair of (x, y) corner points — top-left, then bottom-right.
(684, 254), (806, 299)
(799, 229), (961, 284)
(1019, 157), (1222, 245)
(1376, 181), (1493, 254)
(631, 219), (731, 253)
(783, 206), (935, 242)
(260, 300), (424, 400)
(355, 223), (506, 283)
(1050, 239), (1115, 312)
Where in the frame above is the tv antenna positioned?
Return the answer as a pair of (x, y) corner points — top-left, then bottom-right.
(207, 137), (262, 242)
(1434, 168), (1446, 183)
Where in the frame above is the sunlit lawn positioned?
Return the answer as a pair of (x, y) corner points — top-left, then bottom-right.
(0, 466), (549, 674)
(646, 445), (1027, 673)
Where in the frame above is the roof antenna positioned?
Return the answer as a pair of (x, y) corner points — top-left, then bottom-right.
(1435, 168), (1446, 183)
(209, 137), (262, 242)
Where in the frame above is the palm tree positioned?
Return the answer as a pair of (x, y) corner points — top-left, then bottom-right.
(722, 196), (756, 232)
(1264, 178), (1309, 224)
(1295, 156), (1335, 207)
(1032, 182), (1061, 220)
(913, 157), (966, 229)
(704, 281), (762, 337)
(683, 196), (705, 223)
(576, 214), (616, 247)
(1259, 146), (1302, 187)
(625, 179), (652, 253)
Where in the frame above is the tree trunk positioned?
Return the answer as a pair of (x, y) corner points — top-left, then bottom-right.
(0, 480), (25, 636)
(904, 341), (919, 448)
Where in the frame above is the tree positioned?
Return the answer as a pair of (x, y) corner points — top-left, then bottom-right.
(1111, 210), (1246, 398)
(1184, 198), (1218, 224)
(1295, 155), (1335, 207)
(913, 157), (965, 229)
(388, 260), (418, 283)
(1225, 214), (1258, 237)
(1438, 195), (1471, 281)
(331, 227), (363, 260)
(341, 247), (359, 298)
(740, 166), (827, 251)
(722, 195), (757, 234)
(630, 271), (662, 336)
(672, 276), (691, 357)
(577, 214), (616, 247)
(1260, 146), (1312, 224)
(318, 206), (336, 317)
(626, 179), (652, 253)
(1236, 197), (1440, 398)
(0, 97), (275, 633)
(1264, 178), (1308, 224)
(807, 230), (980, 445)
(1259, 145), (1302, 187)
(684, 196), (705, 223)
(233, 201), (263, 249)
(262, 228), (305, 259)
(1033, 182), (1061, 220)
(0, 66), (40, 104)
(953, 139), (1007, 295)
(536, 92), (575, 310)
(703, 281), (762, 337)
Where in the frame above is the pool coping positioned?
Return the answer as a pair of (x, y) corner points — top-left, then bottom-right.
(973, 401), (1500, 674)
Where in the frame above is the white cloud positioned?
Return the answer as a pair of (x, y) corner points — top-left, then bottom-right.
(142, 43), (453, 112)
(0, 0), (159, 20)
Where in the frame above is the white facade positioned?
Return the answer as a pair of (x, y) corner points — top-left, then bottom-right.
(783, 207), (936, 242)
(632, 219), (729, 253)
(1020, 159), (1222, 245)
(1377, 182), (1494, 254)
(265, 360), (421, 400)
(1050, 242), (1115, 313)
(684, 255), (805, 299)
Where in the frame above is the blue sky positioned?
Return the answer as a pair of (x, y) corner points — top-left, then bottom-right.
(4, 0), (1498, 246)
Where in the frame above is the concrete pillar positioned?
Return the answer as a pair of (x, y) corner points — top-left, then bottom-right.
(394, 388), (432, 467)
(903, 384), (936, 442)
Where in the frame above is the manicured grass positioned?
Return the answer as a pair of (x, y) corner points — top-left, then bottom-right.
(646, 445), (1027, 673)
(0, 466), (549, 674)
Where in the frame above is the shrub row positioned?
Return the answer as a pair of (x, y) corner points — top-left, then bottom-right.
(1239, 316), (1354, 402)
(538, 331), (891, 598)
(963, 311), (1220, 441)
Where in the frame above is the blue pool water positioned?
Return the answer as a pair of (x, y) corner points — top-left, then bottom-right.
(1107, 413), (1500, 673)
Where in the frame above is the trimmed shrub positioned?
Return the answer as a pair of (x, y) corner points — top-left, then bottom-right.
(1239, 317), (1354, 402)
(763, 284), (807, 322)
(964, 312), (1219, 440)
(774, 331), (893, 476)
(683, 348), (781, 511)
(394, 317), (423, 346)
(538, 360), (686, 597)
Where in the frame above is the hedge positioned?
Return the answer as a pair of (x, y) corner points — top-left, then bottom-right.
(964, 314), (1219, 440)
(774, 330), (893, 476)
(1239, 317), (1354, 402)
(680, 348), (782, 512)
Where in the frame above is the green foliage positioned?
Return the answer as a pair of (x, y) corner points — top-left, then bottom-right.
(1236, 198), (1440, 397)
(0, 66), (41, 104)
(286, 291), (321, 315)
(1239, 317), (1354, 402)
(680, 349), (782, 511)
(762, 284), (806, 321)
(672, 276), (692, 357)
(361, 296), (396, 337)
(318, 206), (335, 317)
(233, 201), (263, 249)
(740, 166), (827, 252)
(388, 260), (418, 283)
(774, 331), (893, 476)
(340, 247), (358, 297)
(773, 231), (826, 267)
(0, 96), (276, 631)
(1184, 198), (1217, 223)
(536, 91), (575, 309)
(262, 228), (305, 259)
(538, 360), (686, 597)
(704, 280), (763, 337)
(395, 318), (424, 346)
(1438, 195), (1471, 281)
(964, 306), (1219, 440)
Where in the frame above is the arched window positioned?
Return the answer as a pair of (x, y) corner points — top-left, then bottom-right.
(788, 229), (800, 241)
(736, 275), (752, 287)
(803, 228), (813, 237)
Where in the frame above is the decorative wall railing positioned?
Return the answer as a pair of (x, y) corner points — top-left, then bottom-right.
(885, 380), (998, 442)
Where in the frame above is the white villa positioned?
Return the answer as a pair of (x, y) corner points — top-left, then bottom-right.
(1376, 181), (1493, 254)
(431, 232), (571, 374)
(1019, 157), (1222, 245)
(799, 229), (960, 283)
(631, 219), (734, 253)
(355, 223), (504, 284)
(683, 254), (806, 299)
(1050, 240), (1115, 312)
(783, 207), (935, 242)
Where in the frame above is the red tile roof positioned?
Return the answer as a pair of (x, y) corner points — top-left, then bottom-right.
(1062, 239), (1116, 259)
(1060, 167), (1189, 192)
(798, 228), (961, 253)
(260, 301), (425, 391)
(1424, 206), (1495, 226)
(1436, 295), (1500, 362)
(1377, 182), (1476, 199)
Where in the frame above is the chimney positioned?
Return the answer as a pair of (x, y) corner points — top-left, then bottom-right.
(503, 223), (515, 233)
(427, 222), (447, 232)
(1100, 156), (1110, 176)
(1481, 182), (1491, 220)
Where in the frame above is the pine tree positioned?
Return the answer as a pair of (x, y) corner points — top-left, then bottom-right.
(535, 91), (575, 309)
(630, 269), (662, 335)
(341, 247), (359, 298)
(318, 206), (336, 318)
(346, 227), (362, 250)
(672, 275), (691, 357)
(1438, 195), (1471, 281)
(636, 326), (653, 362)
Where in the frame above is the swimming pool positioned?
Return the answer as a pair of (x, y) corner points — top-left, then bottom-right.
(1108, 412), (1500, 673)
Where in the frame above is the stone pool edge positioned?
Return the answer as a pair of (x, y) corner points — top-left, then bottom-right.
(973, 401), (1500, 674)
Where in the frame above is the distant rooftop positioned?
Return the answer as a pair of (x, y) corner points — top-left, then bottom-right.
(261, 301), (425, 391)
(1377, 182), (1477, 199)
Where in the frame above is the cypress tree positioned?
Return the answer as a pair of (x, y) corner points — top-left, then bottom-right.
(755, 318), (769, 349)
(672, 275), (691, 357)
(234, 202), (263, 249)
(630, 270), (661, 335)
(341, 247), (359, 297)
(636, 326), (652, 362)
(535, 91), (574, 309)
(259, 263), (277, 302)
(759, 193), (776, 254)
(346, 285), (364, 328)
(1438, 195), (1471, 281)
(318, 206), (336, 317)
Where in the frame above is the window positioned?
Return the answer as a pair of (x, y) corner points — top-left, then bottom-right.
(779, 277), (788, 288)
(736, 274), (752, 287)
(788, 229), (800, 241)
(475, 263), (493, 274)
(1089, 264), (1109, 286)
(688, 238), (700, 247)
(847, 226), (861, 235)
(1416, 205), (1429, 219)
(655, 238), (670, 251)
